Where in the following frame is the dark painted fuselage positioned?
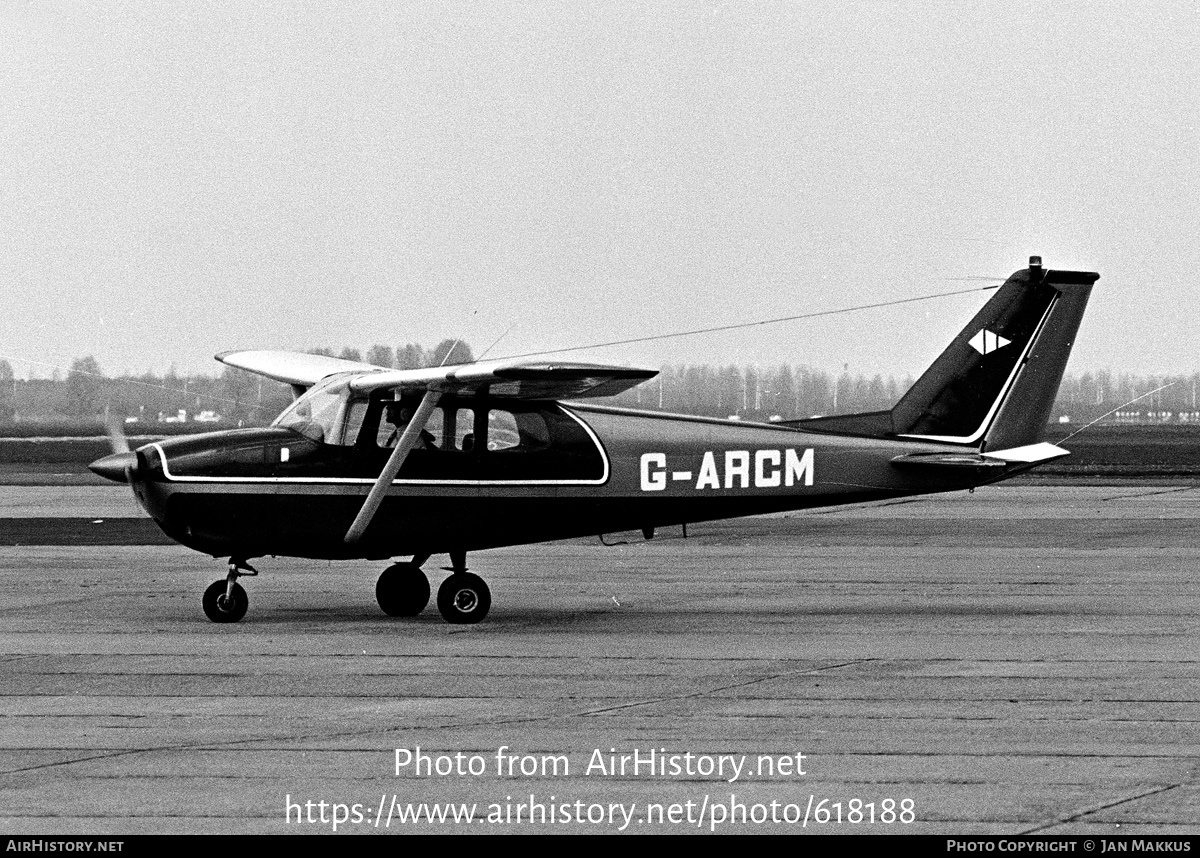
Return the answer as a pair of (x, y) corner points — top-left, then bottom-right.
(127, 403), (1006, 562)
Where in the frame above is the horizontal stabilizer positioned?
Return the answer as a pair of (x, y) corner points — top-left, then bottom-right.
(889, 452), (1009, 474)
(981, 442), (1070, 463)
(890, 442), (1070, 477)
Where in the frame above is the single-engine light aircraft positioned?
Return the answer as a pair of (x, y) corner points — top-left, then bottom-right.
(90, 257), (1096, 625)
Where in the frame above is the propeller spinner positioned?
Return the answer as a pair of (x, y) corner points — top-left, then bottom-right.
(88, 416), (138, 483)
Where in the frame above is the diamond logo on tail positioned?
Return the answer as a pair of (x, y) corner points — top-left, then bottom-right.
(968, 329), (1011, 354)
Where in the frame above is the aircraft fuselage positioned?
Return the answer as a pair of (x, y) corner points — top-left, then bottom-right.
(126, 402), (1003, 562)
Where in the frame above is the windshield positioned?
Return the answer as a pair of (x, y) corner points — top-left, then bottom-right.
(272, 376), (349, 443)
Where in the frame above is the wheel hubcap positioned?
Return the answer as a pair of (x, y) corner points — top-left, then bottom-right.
(453, 588), (478, 613)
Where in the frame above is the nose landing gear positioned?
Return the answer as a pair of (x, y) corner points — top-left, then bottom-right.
(201, 559), (256, 623)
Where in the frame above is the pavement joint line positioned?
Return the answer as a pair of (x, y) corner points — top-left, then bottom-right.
(5, 655), (1200, 664)
(867, 498), (931, 509)
(804, 496), (940, 515)
(574, 659), (877, 717)
(1016, 782), (1186, 834)
(1102, 485), (1199, 502)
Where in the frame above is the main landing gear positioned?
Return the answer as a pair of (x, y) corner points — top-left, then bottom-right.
(375, 561), (430, 617)
(376, 551), (491, 625)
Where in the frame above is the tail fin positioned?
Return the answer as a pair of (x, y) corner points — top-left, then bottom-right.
(793, 257), (1098, 449)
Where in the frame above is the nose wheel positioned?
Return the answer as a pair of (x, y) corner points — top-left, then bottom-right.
(202, 559), (256, 623)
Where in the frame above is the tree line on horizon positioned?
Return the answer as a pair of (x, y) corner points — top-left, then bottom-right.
(1, 350), (1197, 427)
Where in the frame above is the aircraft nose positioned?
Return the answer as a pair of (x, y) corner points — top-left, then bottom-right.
(88, 451), (138, 483)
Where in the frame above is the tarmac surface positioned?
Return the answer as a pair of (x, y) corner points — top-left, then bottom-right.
(1, 482), (1198, 835)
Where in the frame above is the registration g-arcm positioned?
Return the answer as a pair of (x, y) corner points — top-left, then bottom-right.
(89, 257), (1097, 625)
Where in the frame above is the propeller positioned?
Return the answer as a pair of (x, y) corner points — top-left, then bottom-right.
(105, 413), (130, 454)
(88, 414), (138, 483)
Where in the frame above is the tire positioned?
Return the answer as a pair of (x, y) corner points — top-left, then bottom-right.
(436, 573), (491, 625)
(202, 579), (248, 623)
(376, 563), (430, 617)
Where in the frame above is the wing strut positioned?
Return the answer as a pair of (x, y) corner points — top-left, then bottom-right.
(344, 390), (441, 544)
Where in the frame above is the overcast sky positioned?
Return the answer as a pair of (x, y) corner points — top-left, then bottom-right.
(2, 1), (1196, 381)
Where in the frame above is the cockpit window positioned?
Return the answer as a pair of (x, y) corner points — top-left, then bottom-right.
(272, 378), (348, 443)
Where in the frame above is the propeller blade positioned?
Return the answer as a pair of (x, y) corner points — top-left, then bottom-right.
(94, 414), (137, 483)
(105, 415), (130, 454)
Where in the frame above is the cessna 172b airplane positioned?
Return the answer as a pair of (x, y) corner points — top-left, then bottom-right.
(90, 257), (1096, 625)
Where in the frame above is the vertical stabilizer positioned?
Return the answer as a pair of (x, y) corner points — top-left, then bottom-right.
(892, 257), (1097, 449)
(787, 257), (1098, 449)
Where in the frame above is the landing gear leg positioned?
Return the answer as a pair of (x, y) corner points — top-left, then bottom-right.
(437, 551), (491, 625)
(376, 557), (431, 617)
(202, 558), (256, 623)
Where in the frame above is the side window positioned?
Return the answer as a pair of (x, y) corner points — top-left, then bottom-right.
(470, 406), (603, 481)
(342, 399), (370, 446)
(377, 404), (443, 449)
(371, 404), (473, 451)
(487, 410), (520, 450)
(515, 411), (551, 449)
(451, 408), (474, 451)
(487, 410), (550, 451)
(348, 401), (604, 481)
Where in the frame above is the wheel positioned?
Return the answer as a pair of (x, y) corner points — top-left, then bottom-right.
(376, 563), (430, 617)
(437, 573), (491, 625)
(202, 579), (248, 623)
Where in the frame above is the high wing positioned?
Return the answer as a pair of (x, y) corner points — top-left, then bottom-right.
(216, 350), (386, 389)
(347, 360), (658, 400)
(217, 350), (657, 401)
